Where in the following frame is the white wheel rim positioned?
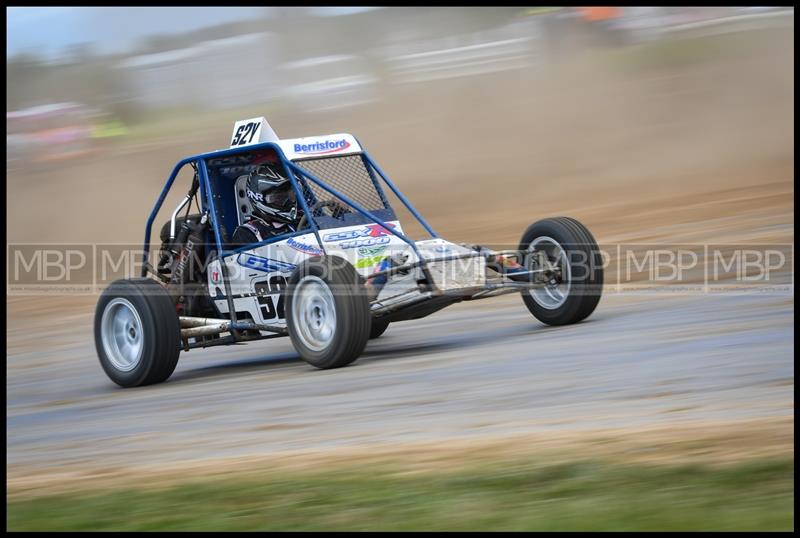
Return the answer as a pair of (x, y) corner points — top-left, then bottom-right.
(292, 275), (337, 351)
(101, 298), (144, 372)
(528, 236), (571, 310)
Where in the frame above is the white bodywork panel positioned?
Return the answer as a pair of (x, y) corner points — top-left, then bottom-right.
(206, 222), (485, 330)
(207, 221), (406, 328)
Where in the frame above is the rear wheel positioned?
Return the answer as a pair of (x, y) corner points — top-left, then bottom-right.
(94, 278), (181, 387)
(369, 319), (390, 339)
(520, 217), (603, 325)
(285, 257), (371, 369)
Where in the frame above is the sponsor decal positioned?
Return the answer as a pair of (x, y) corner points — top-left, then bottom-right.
(237, 254), (296, 273)
(434, 245), (454, 254)
(354, 255), (388, 269)
(293, 139), (351, 156)
(358, 245), (387, 257)
(323, 223), (396, 242)
(365, 223), (396, 237)
(211, 270), (221, 283)
(324, 223), (397, 250)
(341, 237), (389, 249)
(287, 237), (324, 256)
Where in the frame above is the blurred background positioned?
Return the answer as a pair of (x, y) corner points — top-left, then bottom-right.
(6, 6), (794, 246)
(6, 7), (794, 531)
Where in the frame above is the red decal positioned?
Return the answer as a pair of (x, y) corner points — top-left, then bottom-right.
(365, 223), (396, 237)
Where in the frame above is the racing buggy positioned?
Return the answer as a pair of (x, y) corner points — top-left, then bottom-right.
(95, 117), (603, 387)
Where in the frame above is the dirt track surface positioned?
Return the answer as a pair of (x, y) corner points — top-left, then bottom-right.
(6, 291), (794, 497)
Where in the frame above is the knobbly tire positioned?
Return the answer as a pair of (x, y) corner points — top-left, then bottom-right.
(94, 278), (181, 387)
(285, 256), (371, 369)
(520, 217), (603, 326)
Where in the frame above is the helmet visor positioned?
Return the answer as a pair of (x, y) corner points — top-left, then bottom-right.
(264, 187), (295, 209)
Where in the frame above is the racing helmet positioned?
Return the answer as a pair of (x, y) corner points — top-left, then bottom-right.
(245, 165), (297, 224)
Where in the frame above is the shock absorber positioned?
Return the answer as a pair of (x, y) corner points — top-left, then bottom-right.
(160, 217), (192, 271)
(159, 176), (201, 275)
(169, 213), (209, 312)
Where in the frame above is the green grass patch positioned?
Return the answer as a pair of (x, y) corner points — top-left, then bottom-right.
(7, 458), (793, 531)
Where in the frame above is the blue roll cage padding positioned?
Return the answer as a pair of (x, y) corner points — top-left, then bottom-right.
(141, 140), (438, 282)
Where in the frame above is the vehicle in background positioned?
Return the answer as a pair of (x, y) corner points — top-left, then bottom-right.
(7, 102), (95, 169)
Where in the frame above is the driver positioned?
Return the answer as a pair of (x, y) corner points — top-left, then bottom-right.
(232, 165), (299, 247)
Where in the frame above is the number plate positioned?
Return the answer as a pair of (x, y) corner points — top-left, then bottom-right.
(229, 117), (279, 148)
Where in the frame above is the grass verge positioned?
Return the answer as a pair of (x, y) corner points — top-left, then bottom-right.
(7, 457), (793, 531)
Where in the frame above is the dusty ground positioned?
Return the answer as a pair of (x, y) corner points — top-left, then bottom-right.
(6, 28), (794, 497)
(7, 290), (795, 499)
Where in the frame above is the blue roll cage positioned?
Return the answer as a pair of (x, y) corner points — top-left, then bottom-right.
(140, 138), (439, 329)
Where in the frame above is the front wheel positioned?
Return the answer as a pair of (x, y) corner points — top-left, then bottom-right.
(285, 257), (371, 369)
(520, 217), (603, 325)
(94, 278), (181, 387)
(369, 319), (390, 339)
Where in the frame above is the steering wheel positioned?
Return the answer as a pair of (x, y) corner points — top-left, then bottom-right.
(297, 200), (350, 230)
